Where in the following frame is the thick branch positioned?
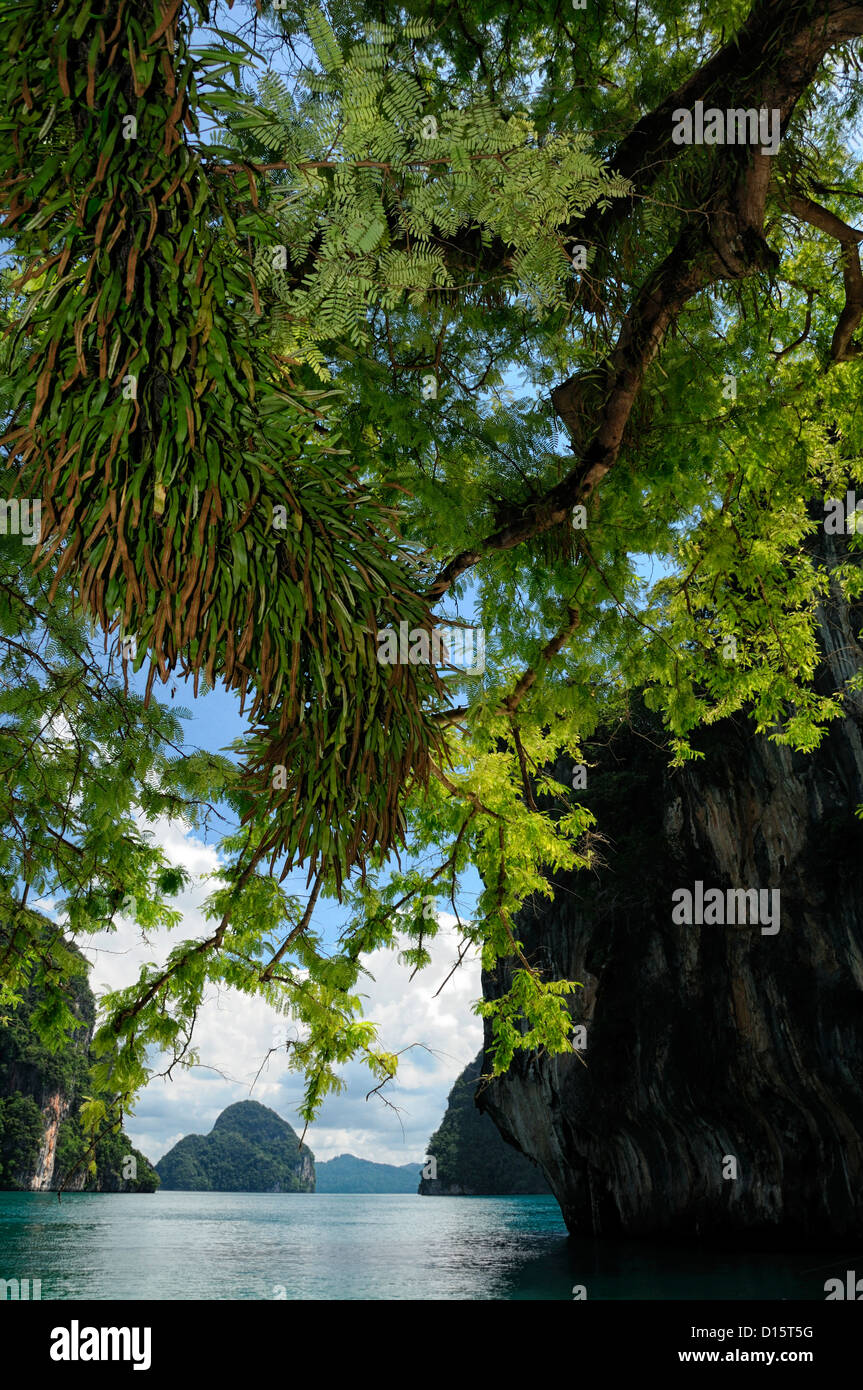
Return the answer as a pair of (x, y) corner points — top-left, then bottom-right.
(571, 0), (863, 270)
(426, 0), (863, 602)
(260, 872), (323, 982)
(425, 200), (765, 599)
(786, 193), (863, 362)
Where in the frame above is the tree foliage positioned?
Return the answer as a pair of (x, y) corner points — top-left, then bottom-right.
(0, 1093), (44, 1187)
(2, 0), (863, 1127)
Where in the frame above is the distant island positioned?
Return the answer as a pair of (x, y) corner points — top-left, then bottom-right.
(157, 1062), (554, 1197)
(156, 1100), (314, 1191)
(419, 1052), (550, 1196)
(156, 1100), (424, 1193)
(316, 1153), (420, 1193)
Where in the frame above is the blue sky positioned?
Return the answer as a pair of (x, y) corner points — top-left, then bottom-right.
(73, 647), (487, 1167)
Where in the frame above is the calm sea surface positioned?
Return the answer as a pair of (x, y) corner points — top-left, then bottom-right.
(0, 1192), (850, 1300)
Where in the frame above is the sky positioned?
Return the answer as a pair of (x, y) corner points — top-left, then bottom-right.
(30, 654), (486, 1168)
(76, 813), (483, 1165)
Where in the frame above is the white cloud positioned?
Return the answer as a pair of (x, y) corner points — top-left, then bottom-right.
(79, 818), (483, 1168)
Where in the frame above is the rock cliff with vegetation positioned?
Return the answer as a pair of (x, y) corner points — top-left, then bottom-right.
(419, 1052), (550, 1196)
(156, 1100), (314, 1192)
(0, 908), (157, 1193)
(479, 569), (863, 1242)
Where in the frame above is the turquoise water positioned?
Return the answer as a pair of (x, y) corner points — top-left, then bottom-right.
(0, 1192), (852, 1299)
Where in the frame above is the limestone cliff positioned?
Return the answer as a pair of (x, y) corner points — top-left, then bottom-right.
(479, 535), (863, 1244)
(29, 1090), (73, 1191)
(419, 1052), (550, 1195)
(0, 911), (158, 1192)
(156, 1100), (315, 1192)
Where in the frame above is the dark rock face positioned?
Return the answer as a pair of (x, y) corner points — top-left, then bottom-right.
(480, 553), (863, 1244)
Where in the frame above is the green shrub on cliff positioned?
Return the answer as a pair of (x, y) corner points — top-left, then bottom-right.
(53, 1116), (159, 1194)
(0, 1094), (43, 1189)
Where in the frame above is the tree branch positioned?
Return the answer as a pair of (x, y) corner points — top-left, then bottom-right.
(785, 193), (863, 362)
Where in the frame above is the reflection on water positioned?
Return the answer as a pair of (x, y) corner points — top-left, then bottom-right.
(0, 1192), (857, 1300)
(507, 1228), (863, 1301)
